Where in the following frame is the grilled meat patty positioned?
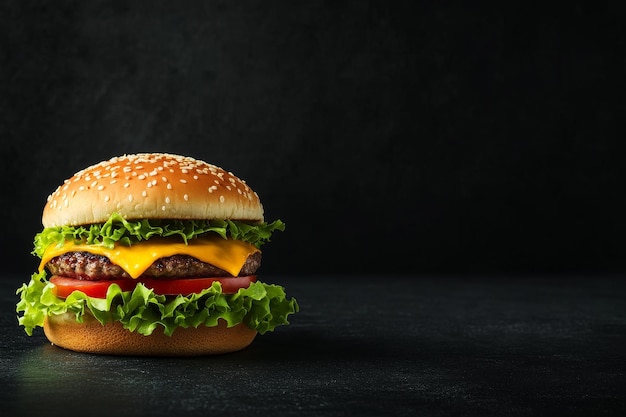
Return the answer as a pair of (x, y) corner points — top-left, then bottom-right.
(46, 251), (262, 280)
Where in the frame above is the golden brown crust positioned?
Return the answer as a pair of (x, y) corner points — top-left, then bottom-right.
(43, 312), (257, 356)
(42, 153), (264, 228)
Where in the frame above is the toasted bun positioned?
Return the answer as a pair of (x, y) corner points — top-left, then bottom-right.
(44, 312), (257, 356)
(42, 153), (264, 228)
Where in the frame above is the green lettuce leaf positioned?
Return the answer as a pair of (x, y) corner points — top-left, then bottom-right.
(16, 272), (299, 337)
(33, 212), (285, 257)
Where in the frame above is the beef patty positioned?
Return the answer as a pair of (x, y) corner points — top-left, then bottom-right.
(46, 251), (262, 280)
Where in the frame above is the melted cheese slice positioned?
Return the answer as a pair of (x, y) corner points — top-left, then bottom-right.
(39, 237), (260, 279)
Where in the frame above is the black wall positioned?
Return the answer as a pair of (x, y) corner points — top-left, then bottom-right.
(1, 1), (624, 276)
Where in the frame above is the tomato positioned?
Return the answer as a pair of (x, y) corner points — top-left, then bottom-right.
(49, 275), (257, 299)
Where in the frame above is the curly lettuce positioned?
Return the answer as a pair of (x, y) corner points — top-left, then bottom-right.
(16, 271), (299, 336)
(20, 213), (296, 337)
(33, 212), (285, 257)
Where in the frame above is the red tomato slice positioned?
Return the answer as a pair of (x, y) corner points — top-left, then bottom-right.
(50, 275), (257, 298)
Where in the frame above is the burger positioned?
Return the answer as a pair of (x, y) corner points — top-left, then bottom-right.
(16, 153), (298, 356)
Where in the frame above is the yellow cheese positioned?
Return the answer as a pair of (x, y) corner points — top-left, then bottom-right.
(39, 236), (259, 278)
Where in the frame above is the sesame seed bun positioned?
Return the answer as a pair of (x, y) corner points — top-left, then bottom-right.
(44, 312), (257, 356)
(42, 153), (264, 228)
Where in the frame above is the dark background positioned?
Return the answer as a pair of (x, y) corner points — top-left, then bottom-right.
(1, 1), (624, 277)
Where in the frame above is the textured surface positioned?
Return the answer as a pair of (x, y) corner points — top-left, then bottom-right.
(3, 274), (626, 416)
(1, 2), (624, 276)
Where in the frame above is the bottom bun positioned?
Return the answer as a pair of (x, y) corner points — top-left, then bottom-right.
(44, 312), (257, 356)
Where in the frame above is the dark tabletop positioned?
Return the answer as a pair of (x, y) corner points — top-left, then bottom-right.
(2, 274), (626, 416)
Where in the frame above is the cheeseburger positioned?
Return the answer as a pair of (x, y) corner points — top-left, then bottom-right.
(16, 153), (298, 356)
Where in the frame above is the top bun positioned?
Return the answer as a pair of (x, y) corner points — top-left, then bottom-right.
(42, 153), (264, 228)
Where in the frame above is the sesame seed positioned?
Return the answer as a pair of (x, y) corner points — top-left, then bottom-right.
(138, 174), (146, 180)
(167, 183), (172, 190)
(219, 195), (225, 203)
(97, 185), (104, 191)
(165, 197), (171, 204)
(180, 179), (187, 184)
(128, 195), (133, 202)
(124, 183), (130, 188)
(142, 190), (147, 197)
(104, 195), (110, 202)
(184, 194), (189, 201)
